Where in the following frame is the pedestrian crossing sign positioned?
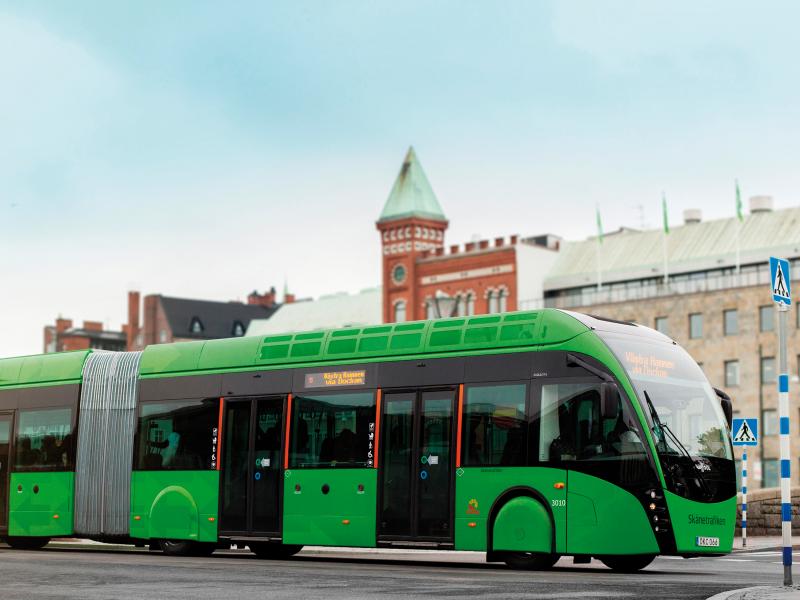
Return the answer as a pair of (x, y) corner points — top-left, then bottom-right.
(770, 257), (791, 306)
(732, 418), (758, 446)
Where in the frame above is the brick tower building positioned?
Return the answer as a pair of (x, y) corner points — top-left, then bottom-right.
(378, 147), (560, 323)
(377, 147), (449, 322)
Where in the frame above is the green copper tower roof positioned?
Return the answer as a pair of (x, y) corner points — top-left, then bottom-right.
(378, 147), (446, 223)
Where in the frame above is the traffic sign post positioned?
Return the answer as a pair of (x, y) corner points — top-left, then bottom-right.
(769, 257), (793, 586)
(732, 418), (758, 548)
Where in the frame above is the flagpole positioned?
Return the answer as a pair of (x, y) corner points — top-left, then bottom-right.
(596, 205), (603, 293)
(662, 193), (669, 286)
(735, 180), (743, 277)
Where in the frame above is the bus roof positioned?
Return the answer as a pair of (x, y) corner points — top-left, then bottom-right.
(139, 309), (592, 377)
(0, 350), (92, 388)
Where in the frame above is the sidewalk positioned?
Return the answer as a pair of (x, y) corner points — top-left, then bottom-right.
(732, 536), (800, 552)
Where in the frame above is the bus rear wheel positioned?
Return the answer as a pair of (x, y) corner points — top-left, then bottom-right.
(6, 536), (50, 550)
(599, 554), (655, 572)
(159, 540), (216, 557)
(249, 543), (303, 560)
(502, 552), (560, 570)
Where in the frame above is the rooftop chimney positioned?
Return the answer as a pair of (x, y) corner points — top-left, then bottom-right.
(683, 209), (702, 225)
(750, 195), (773, 213)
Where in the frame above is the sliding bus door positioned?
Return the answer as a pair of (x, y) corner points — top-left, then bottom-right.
(219, 397), (284, 537)
(378, 388), (456, 543)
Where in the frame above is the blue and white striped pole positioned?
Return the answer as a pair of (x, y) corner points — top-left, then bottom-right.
(777, 302), (792, 586)
(742, 450), (748, 548)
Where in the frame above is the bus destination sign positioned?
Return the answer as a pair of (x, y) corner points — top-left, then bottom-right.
(305, 370), (367, 388)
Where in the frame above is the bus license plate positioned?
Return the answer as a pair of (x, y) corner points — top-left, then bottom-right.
(696, 536), (720, 547)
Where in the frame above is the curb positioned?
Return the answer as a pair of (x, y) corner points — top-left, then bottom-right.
(706, 585), (800, 600)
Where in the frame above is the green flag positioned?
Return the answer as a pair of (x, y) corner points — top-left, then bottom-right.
(596, 206), (603, 243)
(736, 180), (743, 222)
(662, 193), (669, 234)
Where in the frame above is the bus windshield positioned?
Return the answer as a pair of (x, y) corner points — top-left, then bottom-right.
(599, 331), (734, 502)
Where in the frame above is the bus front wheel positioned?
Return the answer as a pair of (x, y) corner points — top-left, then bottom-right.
(502, 552), (560, 570)
(159, 540), (216, 557)
(6, 536), (50, 550)
(249, 543), (303, 560)
(599, 554), (655, 572)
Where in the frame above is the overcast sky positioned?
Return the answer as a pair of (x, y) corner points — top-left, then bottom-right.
(2, 1), (799, 358)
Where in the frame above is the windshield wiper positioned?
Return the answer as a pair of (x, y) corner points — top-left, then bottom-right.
(643, 390), (712, 499)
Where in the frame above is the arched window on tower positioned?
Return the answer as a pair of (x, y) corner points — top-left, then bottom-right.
(498, 288), (508, 313)
(394, 300), (407, 323)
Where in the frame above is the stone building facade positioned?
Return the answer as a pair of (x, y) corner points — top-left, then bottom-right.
(541, 199), (800, 489)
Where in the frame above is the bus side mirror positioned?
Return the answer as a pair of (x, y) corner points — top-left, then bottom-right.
(714, 387), (733, 430)
(600, 382), (620, 419)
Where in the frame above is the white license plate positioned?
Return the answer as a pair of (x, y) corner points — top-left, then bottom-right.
(696, 536), (720, 548)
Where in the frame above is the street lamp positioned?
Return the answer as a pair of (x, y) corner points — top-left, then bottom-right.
(432, 290), (459, 319)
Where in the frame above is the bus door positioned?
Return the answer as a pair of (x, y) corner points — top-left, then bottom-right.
(378, 388), (456, 543)
(219, 397), (284, 537)
(0, 413), (11, 530)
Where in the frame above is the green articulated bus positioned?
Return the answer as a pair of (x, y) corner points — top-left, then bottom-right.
(0, 309), (735, 571)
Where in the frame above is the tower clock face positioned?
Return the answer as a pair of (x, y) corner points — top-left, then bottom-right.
(391, 263), (407, 285)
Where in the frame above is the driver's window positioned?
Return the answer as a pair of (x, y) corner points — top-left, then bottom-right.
(538, 381), (644, 463)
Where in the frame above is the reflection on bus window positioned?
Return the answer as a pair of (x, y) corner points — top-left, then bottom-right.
(15, 408), (73, 470)
(290, 392), (375, 468)
(462, 383), (527, 466)
(136, 399), (218, 470)
(537, 382), (647, 484)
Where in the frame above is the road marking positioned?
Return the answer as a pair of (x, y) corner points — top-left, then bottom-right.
(715, 558), (754, 562)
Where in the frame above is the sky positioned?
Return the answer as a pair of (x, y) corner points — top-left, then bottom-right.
(2, 1), (800, 357)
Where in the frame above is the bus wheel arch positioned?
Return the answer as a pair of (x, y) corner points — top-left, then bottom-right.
(486, 487), (557, 564)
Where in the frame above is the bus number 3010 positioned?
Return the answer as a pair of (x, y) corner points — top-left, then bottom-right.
(551, 499), (566, 507)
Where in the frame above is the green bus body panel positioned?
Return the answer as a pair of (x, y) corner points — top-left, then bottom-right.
(0, 351), (91, 388)
(139, 311), (589, 377)
(8, 472), (74, 537)
(283, 469), (376, 547)
(665, 491), (736, 554)
(454, 467), (566, 553)
(567, 471), (658, 555)
(492, 496), (552, 553)
(130, 471), (219, 542)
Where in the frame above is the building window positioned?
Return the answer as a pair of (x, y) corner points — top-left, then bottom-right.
(723, 309), (738, 336)
(654, 316), (668, 335)
(394, 300), (407, 323)
(462, 383), (528, 466)
(762, 409), (778, 436)
(232, 321), (245, 337)
(487, 290), (498, 314)
(724, 360), (739, 387)
(289, 392), (376, 468)
(761, 356), (776, 384)
(159, 329), (168, 343)
(498, 289), (508, 313)
(763, 459), (779, 488)
(425, 300), (436, 320)
(689, 313), (703, 339)
(466, 293), (475, 316)
(455, 295), (466, 317)
(190, 317), (204, 334)
(760, 305), (774, 332)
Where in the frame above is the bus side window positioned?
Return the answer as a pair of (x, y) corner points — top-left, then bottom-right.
(289, 392), (376, 468)
(15, 408), (74, 470)
(461, 383), (527, 467)
(135, 398), (219, 470)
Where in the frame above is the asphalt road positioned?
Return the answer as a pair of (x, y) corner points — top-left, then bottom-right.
(1, 543), (799, 600)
